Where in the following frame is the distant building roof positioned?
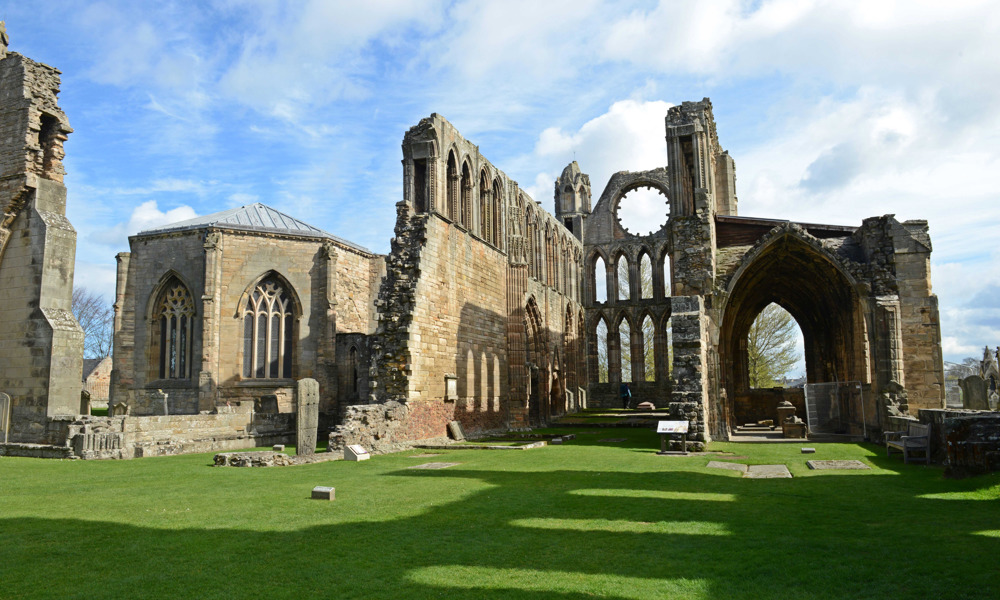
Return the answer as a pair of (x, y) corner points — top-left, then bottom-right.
(138, 203), (371, 253)
(82, 356), (110, 381)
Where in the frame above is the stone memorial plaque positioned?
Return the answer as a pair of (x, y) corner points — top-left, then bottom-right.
(311, 486), (335, 500)
(447, 420), (466, 441)
(345, 444), (370, 461)
(707, 461), (748, 473)
(801, 447), (816, 454)
(744, 464), (792, 479)
(806, 460), (870, 470)
(296, 378), (320, 456)
(273, 444), (285, 452)
(550, 438), (563, 445)
(255, 395), (279, 414)
(657, 421), (689, 434)
(408, 462), (460, 470)
(0, 392), (11, 444)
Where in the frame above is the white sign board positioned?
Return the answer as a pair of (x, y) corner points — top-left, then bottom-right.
(657, 420), (689, 434)
(345, 445), (370, 461)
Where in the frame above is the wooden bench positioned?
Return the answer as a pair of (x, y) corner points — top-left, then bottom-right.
(885, 422), (930, 464)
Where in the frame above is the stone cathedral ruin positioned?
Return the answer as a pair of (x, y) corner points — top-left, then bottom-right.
(1, 28), (959, 461)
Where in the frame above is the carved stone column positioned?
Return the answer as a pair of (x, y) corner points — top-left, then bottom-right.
(198, 231), (222, 412)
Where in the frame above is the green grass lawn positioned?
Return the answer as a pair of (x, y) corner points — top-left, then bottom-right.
(3, 427), (998, 599)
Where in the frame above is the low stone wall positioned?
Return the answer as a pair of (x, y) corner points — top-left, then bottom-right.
(328, 401), (448, 456)
(918, 408), (1000, 476)
(64, 403), (295, 459)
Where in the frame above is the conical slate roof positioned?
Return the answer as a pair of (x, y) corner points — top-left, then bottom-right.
(138, 203), (370, 252)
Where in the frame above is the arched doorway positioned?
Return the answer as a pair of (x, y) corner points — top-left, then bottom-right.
(719, 231), (868, 429)
(524, 298), (546, 426)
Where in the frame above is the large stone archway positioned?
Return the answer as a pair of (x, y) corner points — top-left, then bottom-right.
(719, 230), (869, 427)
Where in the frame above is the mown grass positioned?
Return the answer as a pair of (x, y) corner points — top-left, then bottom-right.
(2, 427), (998, 599)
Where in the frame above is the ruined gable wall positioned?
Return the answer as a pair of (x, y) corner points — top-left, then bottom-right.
(0, 53), (82, 443)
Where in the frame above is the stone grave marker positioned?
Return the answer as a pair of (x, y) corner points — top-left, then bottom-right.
(311, 486), (335, 500)
(80, 390), (91, 415)
(960, 375), (990, 410)
(447, 420), (465, 441)
(0, 392), (11, 444)
(707, 461), (748, 473)
(806, 460), (870, 470)
(408, 462), (460, 470)
(273, 444), (285, 452)
(801, 448), (816, 454)
(111, 402), (129, 416)
(745, 464), (792, 479)
(296, 378), (320, 456)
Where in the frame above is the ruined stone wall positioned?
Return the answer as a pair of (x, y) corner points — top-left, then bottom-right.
(61, 406), (294, 460)
(0, 53), (83, 443)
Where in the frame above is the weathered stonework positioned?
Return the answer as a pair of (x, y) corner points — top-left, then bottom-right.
(0, 47), (84, 445)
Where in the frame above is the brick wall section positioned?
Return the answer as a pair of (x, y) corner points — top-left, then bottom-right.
(83, 357), (112, 402)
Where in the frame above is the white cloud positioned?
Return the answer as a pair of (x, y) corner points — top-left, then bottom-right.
(89, 200), (198, 248)
(526, 99), (672, 204)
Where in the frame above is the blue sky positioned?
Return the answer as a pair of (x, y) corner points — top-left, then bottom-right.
(5, 0), (999, 366)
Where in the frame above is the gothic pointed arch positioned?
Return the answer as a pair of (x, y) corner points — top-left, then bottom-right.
(148, 272), (196, 380)
(238, 271), (300, 380)
(638, 249), (653, 299)
(446, 149), (459, 221)
(460, 159), (473, 228)
(719, 225), (868, 424)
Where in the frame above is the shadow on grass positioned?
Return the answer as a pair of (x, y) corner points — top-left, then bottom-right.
(3, 442), (999, 599)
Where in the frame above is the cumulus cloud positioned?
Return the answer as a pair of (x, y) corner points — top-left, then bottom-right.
(90, 200), (198, 248)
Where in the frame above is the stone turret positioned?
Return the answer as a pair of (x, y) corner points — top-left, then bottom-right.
(554, 161), (591, 241)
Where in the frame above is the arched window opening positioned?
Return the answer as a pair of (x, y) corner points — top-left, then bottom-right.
(492, 179), (503, 246)
(617, 255), (630, 300)
(348, 346), (359, 396)
(479, 170), (490, 241)
(747, 303), (804, 389)
(664, 317), (674, 378)
(594, 256), (607, 303)
(413, 159), (427, 213)
(595, 318), (609, 384)
(642, 315), (655, 382)
(639, 253), (653, 299)
(619, 319), (632, 383)
(242, 276), (295, 379)
(460, 162), (472, 228)
(446, 152), (458, 221)
(156, 281), (195, 379)
(663, 254), (672, 297)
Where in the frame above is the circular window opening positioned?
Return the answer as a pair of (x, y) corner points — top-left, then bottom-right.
(614, 186), (668, 236)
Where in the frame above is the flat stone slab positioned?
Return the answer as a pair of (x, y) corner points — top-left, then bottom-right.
(801, 448), (816, 454)
(408, 462), (461, 470)
(806, 459), (870, 470)
(597, 438), (628, 443)
(214, 451), (339, 467)
(407, 453), (441, 458)
(707, 461), (748, 473)
(745, 464), (792, 478)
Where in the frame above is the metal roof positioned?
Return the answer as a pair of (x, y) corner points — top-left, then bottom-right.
(137, 203), (371, 253)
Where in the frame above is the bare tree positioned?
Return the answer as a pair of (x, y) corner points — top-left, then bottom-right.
(747, 303), (802, 388)
(72, 287), (113, 359)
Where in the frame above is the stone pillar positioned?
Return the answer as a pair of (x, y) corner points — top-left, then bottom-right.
(296, 378), (320, 455)
(670, 295), (711, 445)
(198, 231), (222, 412)
(873, 296), (905, 393)
(320, 241), (339, 412)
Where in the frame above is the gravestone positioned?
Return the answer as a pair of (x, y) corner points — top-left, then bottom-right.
(447, 420), (465, 441)
(296, 378), (320, 456)
(80, 390), (91, 416)
(0, 392), (11, 444)
(960, 375), (989, 410)
(311, 486), (335, 500)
